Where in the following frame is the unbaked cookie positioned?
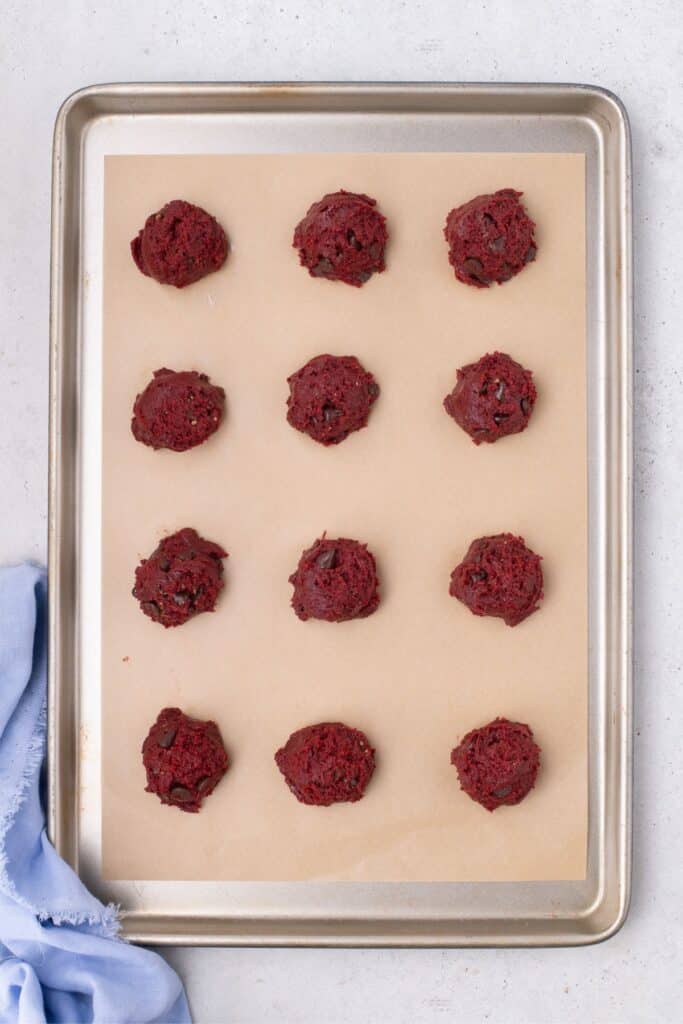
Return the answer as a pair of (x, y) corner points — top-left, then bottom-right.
(133, 527), (227, 628)
(131, 199), (228, 288)
(450, 717), (541, 811)
(449, 533), (543, 627)
(293, 190), (388, 287)
(289, 536), (380, 623)
(275, 722), (376, 805)
(444, 189), (536, 288)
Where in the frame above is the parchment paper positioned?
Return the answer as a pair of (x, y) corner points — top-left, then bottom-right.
(102, 152), (586, 881)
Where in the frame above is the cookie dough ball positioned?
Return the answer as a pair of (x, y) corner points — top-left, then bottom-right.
(289, 536), (380, 623)
(444, 189), (537, 288)
(275, 722), (376, 805)
(142, 707), (229, 812)
(449, 533), (543, 627)
(450, 717), (541, 811)
(286, 354), (380, 445)
(443, 351), (537, 444)
(293, 190), (388, 287)
(133, 527), (227, 628)
(131, 199), (228, 288)
(131, 368), (226, 452)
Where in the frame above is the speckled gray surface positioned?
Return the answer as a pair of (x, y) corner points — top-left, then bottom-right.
(1, 1), (680, 1021)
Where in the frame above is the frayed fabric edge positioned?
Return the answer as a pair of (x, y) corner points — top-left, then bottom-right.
(0, 699), (48, 906)
(0, 697), (121, 940)
(36, 903), (122, 940)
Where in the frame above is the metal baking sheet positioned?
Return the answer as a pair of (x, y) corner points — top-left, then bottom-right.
(48, 83), (632, 946)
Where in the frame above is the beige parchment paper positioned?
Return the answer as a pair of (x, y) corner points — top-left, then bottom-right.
(102, 152), (586, 881)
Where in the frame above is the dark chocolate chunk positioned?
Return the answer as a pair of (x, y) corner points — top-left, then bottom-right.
(157, 727), (177, 749)
(316, 547), (338, 570)
(462, 257), (491, 285)
(169, 785), (193, 803)
(311, 258), (334, 277)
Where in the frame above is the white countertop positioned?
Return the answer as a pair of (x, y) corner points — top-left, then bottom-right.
(2, 1), (681, 1021)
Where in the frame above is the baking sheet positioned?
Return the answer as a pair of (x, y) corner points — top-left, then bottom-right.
(101, 151), (587, 882)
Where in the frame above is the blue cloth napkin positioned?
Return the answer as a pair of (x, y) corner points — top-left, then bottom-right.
(0, 564), (191, 1024)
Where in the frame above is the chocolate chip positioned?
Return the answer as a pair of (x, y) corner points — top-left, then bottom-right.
(498, 263), (514, 282)
(489, 235), (506, 254)
(157, 727), (177, 749)
(368, 243), (382, 260)
(493, 413), (508, 426)
(141, 600), (160, 618)
(159, 558), (171, 572)
(482, 213), (495, 228)
(470, 570), (487, 582)
(316, 547), (338, 570)
(367, 381), (380, 399)
(462, 257), (483, 274)
(462, 258), (491, 284)
(520, 398), (531, 415)
(495, 381), (505, 401)
(196, 776), (213, 793)
(493, 786), (512, 798)
(346, 229), (362, 251)
(524, 245), (537, 263)
(356, 270), (372, 284)
(311, 258), (333, 277)
(169, 785), (193, 803)
(323, 405), (342, 423)
(172, 592), (189, 606)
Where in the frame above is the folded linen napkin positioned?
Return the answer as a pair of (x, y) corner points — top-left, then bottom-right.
(0, 564), (190, 1024)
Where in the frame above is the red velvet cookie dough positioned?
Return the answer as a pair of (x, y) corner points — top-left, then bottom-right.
(449, 533), (543, 627)
(443, 351), (537, 444)
(142, 707), (229, 813)
(275, 722), (376, 806)
(450, 717), (541, 811)
(289, 536), (380, 623)
(286, 354), (380, 445)
(131, 199), (228, 288)
(131, 368), (226, 452)
(293, 190), (388, 287)
(444, 189), (537, 288)
(133, 527), (227, 628)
